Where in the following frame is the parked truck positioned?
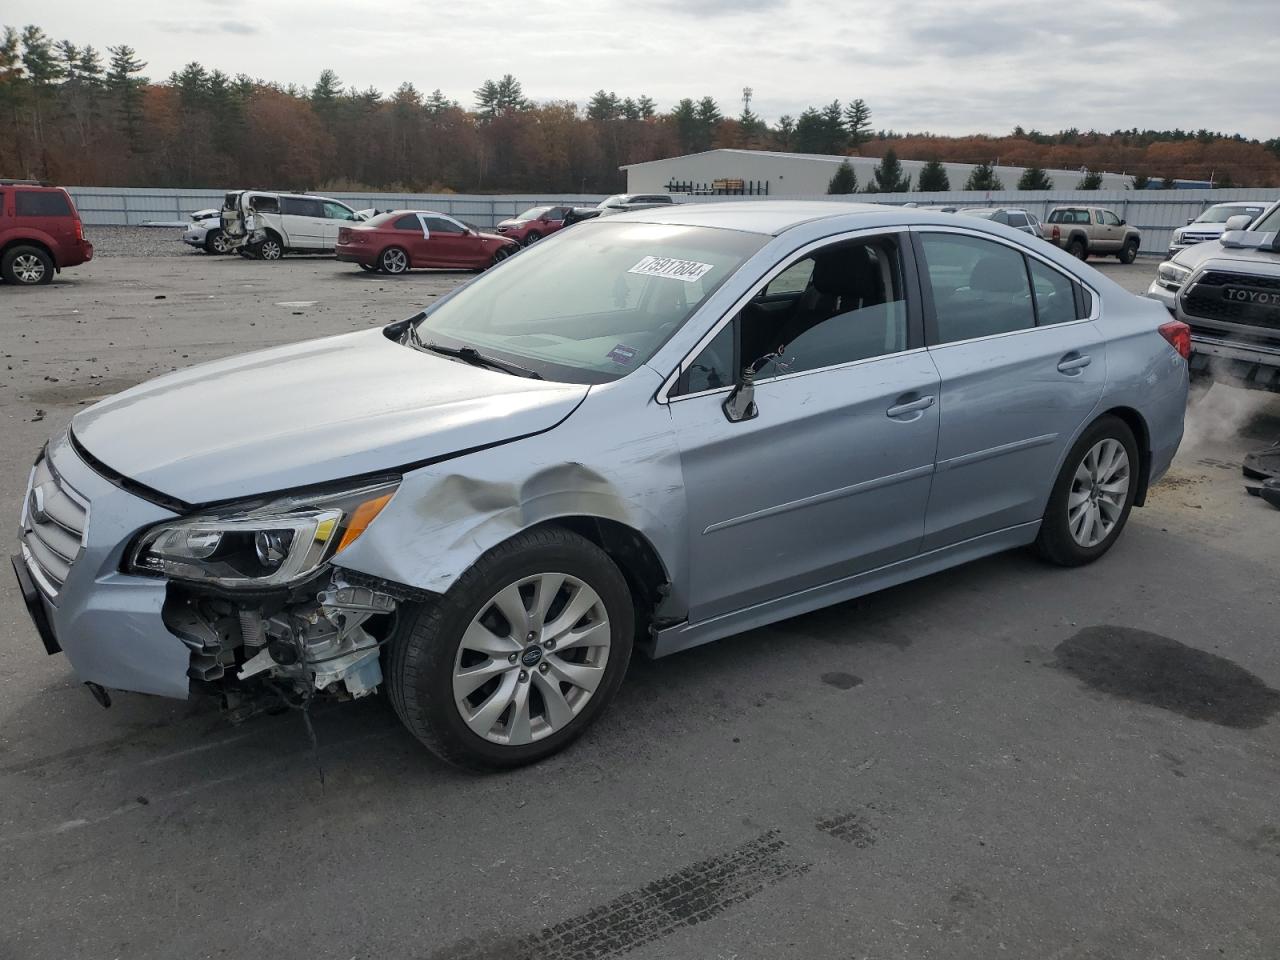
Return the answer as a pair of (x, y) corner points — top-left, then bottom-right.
(1042, 205), (1141, 263)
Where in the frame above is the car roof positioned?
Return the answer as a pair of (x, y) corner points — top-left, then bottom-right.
(608, 200), (976, 236)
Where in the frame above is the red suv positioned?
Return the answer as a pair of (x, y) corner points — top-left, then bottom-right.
(494, 205), (572, 246)
(0, 180), (94, 285)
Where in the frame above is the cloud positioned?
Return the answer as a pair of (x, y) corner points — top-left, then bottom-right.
(655, 0), (787, 16)
(155, 19), (259, 36)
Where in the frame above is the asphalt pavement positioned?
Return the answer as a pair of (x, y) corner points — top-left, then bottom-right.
(2, 238), (1279, 959)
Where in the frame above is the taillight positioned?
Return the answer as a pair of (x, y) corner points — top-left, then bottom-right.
(75, 219), (84, 241)
(1158, 320), (1191, 360)
(1051, 225), (1060, 240)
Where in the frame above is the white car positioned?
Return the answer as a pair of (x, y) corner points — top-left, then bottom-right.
(181, 209), (234, 254)
(220, 191), (367, 260)
(1168, 202), (1270, 258)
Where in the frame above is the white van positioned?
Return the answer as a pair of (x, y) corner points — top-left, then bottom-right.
(220, 191), (367, 260)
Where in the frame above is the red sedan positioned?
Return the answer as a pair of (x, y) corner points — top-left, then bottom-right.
(494, 205), (572, 245)
(336, 211), (519, 274)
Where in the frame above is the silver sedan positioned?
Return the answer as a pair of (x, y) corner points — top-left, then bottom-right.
(15, 202), (1189, 770)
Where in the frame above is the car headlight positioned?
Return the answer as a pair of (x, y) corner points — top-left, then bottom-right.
(1156, 261), (1192, 290)
(1172, 229), (1184, 243)
(129, 481), (398, 588)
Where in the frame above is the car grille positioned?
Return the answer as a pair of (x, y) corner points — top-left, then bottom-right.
(18, 453), (90, 601)
(1180, 232), (1218, 244)
(1182, 270), (1280, 332)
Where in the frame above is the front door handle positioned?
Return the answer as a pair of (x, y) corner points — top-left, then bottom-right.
(887, 395), (935, 418)
(1057, 353), (1092, 374)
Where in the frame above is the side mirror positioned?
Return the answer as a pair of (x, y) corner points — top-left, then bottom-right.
(1223, 214), (1253, 232)
(1186, 217), (1196, 225)
(722, 367), (757, 423)
(1119, 218), (1126, 225)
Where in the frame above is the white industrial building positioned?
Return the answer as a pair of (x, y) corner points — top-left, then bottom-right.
(621, 149), (1132, 195)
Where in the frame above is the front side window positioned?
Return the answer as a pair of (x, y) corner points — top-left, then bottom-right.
(1101, 210), (1122, 226)
(1250, 203), (1280, 233)
(516, 206), (551, 221)
(413, 221), (765, 384)
(324, 201), (358, 221)
(920, 232), (1035, 344)
(422, 216), (463, 235)
(15, 190), (72, 217)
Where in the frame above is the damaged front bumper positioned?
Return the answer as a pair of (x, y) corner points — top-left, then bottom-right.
(12, 434), (408, 704)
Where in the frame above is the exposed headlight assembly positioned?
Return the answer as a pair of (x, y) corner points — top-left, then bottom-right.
(130, 481), (397, 588)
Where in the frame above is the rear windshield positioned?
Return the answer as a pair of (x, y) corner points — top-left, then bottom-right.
(1047, 209), (1089, 224)
(411, 221), (766, 384)
(16, 190), (72, 217)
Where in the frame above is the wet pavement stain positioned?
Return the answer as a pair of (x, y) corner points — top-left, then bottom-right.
(821, 672), (863, 690)
(815, 812), (876, 848)
(1053, 626), (1280, 729)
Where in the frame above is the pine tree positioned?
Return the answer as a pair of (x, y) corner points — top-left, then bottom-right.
(774, 114), (794, 150)
(865, 147), (910, 192)
(474, 79), (500, 119)
(105, 44), (147, 154)
(843, 98), (871, 148)
(793, 107), (824, 153)
(964, 161), (1003, 191)
(1131, 172), (1150, 190)
(1161, 176), (1177, 189)
(424, 88), (454, 115)
(820, 100), (846, 153)
(587, 89), (620, 121)
(620, 97), (640, 121)
(671, 98), (699, 152)
(636, 94), (656, 119)
(1016, 165), (1053, 190)
(1076, 169), (1102, 189)
(310, 69), (342, 114)
(493, 74), (530, 111)
(827, 159), (858, 194)
(916, 157), (950, 191)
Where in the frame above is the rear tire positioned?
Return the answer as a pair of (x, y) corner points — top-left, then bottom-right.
(1067, 237), (1088, 260)
(1117, 239), (1138, 264)
(257, 234), (284, 261)
(379, 246), (409, 274)
(386, 527), (634, 770)
(2, 245), (54, 285)
(1035, 415), (1139, 567)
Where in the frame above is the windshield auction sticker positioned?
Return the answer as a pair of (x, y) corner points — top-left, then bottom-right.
(628, 256), (714, 283)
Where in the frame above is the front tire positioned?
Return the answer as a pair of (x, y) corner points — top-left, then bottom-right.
(489, 245), (513, 268)
(387, 528), (634, 770)
(2, 245), (54, 285)
(1117, 239), (1138, 264)
(1035, 415), (1139, 567)
(522, 230), (542, 246)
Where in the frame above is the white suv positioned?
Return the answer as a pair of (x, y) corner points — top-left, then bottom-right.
(220, 191), (366, 260)
(1167, 201), (1269, 258)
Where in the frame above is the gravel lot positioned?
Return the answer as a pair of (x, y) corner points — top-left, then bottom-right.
(3, 248), (1280, 960)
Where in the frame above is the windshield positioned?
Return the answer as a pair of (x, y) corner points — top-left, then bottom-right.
(597, 195), (626, 209)
(1196, 204), (1265, 224)
(1253, 203), (1280, 234)
(411, 221), (766, 384)
(516, 206), (550, 221)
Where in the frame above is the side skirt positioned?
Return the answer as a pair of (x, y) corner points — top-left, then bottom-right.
(649, 521), (1041, 658)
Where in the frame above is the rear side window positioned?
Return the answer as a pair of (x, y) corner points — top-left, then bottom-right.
(393, 214), (420, 230)
(920, 233), (1035, 344)
(1028, 259), (1078, 326)
(249, 195), (279, 213)
(1008, 212), (1029, 228)
(16, 190), (72, 217)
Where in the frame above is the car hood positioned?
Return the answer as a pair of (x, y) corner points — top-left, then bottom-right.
(1172, 239), (1280, 272)
(479, 230), (514, 243)
(71, 329), (589, 504)
(1178, 223), (1225, 236)
(496, 218), (523, 228)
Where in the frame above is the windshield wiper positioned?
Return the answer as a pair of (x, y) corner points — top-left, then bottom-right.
(423, 342), (543, 379)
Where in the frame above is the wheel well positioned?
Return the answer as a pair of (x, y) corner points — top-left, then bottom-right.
(1098, 406), (1152, 506)
(2, 238), (54, 262)
(534, 517), (670, 638)
(1069, 231), (1088, 247)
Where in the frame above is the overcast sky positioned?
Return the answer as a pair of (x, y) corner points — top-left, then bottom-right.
(21, 0), (1280, 138)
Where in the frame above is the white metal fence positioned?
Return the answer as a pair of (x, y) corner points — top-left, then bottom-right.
(67, 185), (1277, 256)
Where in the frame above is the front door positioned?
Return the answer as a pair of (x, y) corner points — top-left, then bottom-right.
(668, 231), (940, 623)
(419, 215), (474, 267)
(321, 201), (360, 246)
(913, 229), (1106, 550)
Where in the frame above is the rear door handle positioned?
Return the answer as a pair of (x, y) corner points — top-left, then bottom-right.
(887, 395), (935, 418)
(1057, 353), (1092, 373)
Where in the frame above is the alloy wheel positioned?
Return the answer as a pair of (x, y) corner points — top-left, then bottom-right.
(452, 572), (611, 746)
(260, 239), (282, 261)
(382, 248), (408, 274)
(12, 254), (46, 283)
(210, 232), (233, 254)
(1068, 438), (1130, 548)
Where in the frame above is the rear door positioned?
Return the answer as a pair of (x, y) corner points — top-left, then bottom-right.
(913, 228), (1105, 550)
(278, 196), (327, 248)
(14, 189), (76, 262)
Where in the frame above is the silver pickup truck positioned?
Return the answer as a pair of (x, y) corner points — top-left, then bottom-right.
(1042, 205), (1142, 263)
(1146, 200), (1280, 394)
